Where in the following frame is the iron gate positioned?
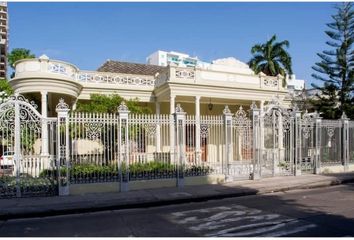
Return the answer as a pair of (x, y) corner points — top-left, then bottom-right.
(260, 103), (295, 177)
(0, 94), (58, 198)
(229, 106), (253, 180)
(299, 111), (317, 173)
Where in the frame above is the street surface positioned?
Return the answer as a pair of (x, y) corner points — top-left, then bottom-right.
(0, 183), (354, 237)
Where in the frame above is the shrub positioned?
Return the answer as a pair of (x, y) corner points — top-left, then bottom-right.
(39, 161), (214, 181)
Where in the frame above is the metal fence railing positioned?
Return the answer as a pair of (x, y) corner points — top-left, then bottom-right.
(349, 121), (354, 164)
(319, 120), (342, 166)
(1, 95), (354, 198)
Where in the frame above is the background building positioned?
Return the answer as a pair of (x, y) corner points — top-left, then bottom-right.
(0, 2), (8, 79)
(146, 50), (200, 67)
(287, 74), (305, 92)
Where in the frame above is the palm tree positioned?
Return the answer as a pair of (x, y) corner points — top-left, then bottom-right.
(248, 35), (293, 86)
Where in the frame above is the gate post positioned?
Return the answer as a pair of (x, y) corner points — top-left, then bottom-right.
(41, 91), (49, 170)
(294, 110), (302, 176)
(174, 104), (186, 188)
(14, 95), (21, 197)
(341, 112), (349, 172)
(56, 99), (70, 196)
(118, 102), (130, 192)
(251, 102), (261, 180)
(314, 114), (322, 174)
(223, 106), (233, 181)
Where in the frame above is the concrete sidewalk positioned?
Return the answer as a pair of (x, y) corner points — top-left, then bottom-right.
(0, 172), (353, 220)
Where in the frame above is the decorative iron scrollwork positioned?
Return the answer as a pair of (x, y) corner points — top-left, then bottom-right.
(301, 110), (315, 139)
(144, 123), (157, 137)
(84, 122), (103, 140)
(234, 106), (247, 123)
(200, 124), (208, 138)
(282, 111), (292, 131)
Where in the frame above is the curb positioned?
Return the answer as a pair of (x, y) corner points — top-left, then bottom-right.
(0, 176), (353, 221)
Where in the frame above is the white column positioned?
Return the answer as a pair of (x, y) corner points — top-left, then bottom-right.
(41, 91), (49, 156)
(278, 114), (284, 149)
(170, 96), (175, 115)
(195, 96), (201, 163)
(223, 106), (233, 179)
(155, 101), (161, 152)
(41, 91), (48, 118)
(342, 113), (349, 172)
(72, 100), (77, 111)
(156, 101), (161, 114)
(260, 100), (265, 150)
(170, 95), (176, 160)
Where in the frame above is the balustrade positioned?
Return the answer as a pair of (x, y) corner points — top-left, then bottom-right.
(13, 58), (284, 91)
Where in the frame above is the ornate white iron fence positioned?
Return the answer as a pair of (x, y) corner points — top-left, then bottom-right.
(0, 94), (58, 198)
(350, 121), (354, 163)
(1, 94), (353, 198)
(68, 112), (120, 184)
(299, 111), (318, 173)
(319, 120), (342, 166)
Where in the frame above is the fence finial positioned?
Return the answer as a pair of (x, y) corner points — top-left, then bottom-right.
(250, 101), (258, 110)
(175, 104), (184, 113)
(223, 105), (231, 115)
(56, 98), (70, 112)
(118, 101), (129, 112)
(235, 106), (248, 121)
(292, 102), (299, 112)
(341, 112), (348, 120)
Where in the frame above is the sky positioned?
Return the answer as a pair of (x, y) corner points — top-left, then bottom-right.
(8, 2), (336, 88)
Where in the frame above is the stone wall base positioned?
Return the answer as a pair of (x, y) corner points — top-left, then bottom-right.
(69, 174), (226, 195)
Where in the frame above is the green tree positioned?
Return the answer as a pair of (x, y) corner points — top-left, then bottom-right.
(311, 3), (354, 119)
(248, 34), (293, 86)
(8, 48), (35, 78)
(76, 93), (151, 114)
(0, 78), (13, 96)
(310, 83), (341, 119)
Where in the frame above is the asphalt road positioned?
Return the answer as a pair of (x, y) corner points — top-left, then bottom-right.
(0, 183), (354, 237)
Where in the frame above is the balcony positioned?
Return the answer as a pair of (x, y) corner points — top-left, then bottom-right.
(155, 66), (285, 92)
(11, 57), (286, 100)
(14, 56), (156, 88)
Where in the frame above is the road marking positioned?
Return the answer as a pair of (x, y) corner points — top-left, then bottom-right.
(168, 204), (317, 237)
(170, 192), (192, 197)
(259, 224), (317, 237)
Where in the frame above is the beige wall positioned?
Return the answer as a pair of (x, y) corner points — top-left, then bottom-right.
(149, 102), (252, 115)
